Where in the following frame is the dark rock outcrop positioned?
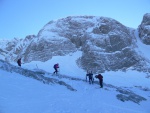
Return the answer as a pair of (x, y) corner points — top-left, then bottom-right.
(138, 13), (150, 45)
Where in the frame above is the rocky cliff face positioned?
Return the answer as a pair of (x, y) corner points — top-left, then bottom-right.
(138, 13), (150, 45)
(23, 36), (76, 62)
(0, 15), (150, 73)
(0, 35), (36, 62)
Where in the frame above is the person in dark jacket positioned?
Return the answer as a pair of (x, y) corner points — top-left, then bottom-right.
(53, 63), (59, 74)
(17, 58), (21, 67)
(95, 74), (103, 88)
(86, 71), (94, 84)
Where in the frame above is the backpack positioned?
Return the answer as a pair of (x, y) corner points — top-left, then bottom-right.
(95, 74), (103, 79)
(88, 73), (93, 78)
(98, 74), (103, 79)
(53, 64), (56, 68)
(54, 64), (59, 68)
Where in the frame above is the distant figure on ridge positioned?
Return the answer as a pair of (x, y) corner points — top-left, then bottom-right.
(17, 58), (21, 67)
(95, 73), (103, 88)
(53, 63), (59, 74)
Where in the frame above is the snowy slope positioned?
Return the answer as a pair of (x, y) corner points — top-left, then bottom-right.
(22, 51), (85, 78)
(0, 50), (150, 113)
(0, 68), (150, 113)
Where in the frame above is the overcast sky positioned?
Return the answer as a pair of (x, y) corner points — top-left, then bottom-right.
(0, 0), (150, 39)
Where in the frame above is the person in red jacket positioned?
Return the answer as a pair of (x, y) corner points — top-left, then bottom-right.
(53, 63), (59, 74)
(17, 58), (21, 67)
(95, 74), (103, 88)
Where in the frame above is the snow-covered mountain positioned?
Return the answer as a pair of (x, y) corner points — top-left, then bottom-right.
(0, 13), (150, 113)
(0, 14), (150, 74)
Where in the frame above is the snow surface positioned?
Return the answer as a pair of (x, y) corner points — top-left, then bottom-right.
(0, 64), (150, 113)
(0, 30), (150, 113)
(134, 29), (150, 61)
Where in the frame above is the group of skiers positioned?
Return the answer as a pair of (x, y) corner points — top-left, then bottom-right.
(17, 58), (103, 88)
(86, 71), (103, 88)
